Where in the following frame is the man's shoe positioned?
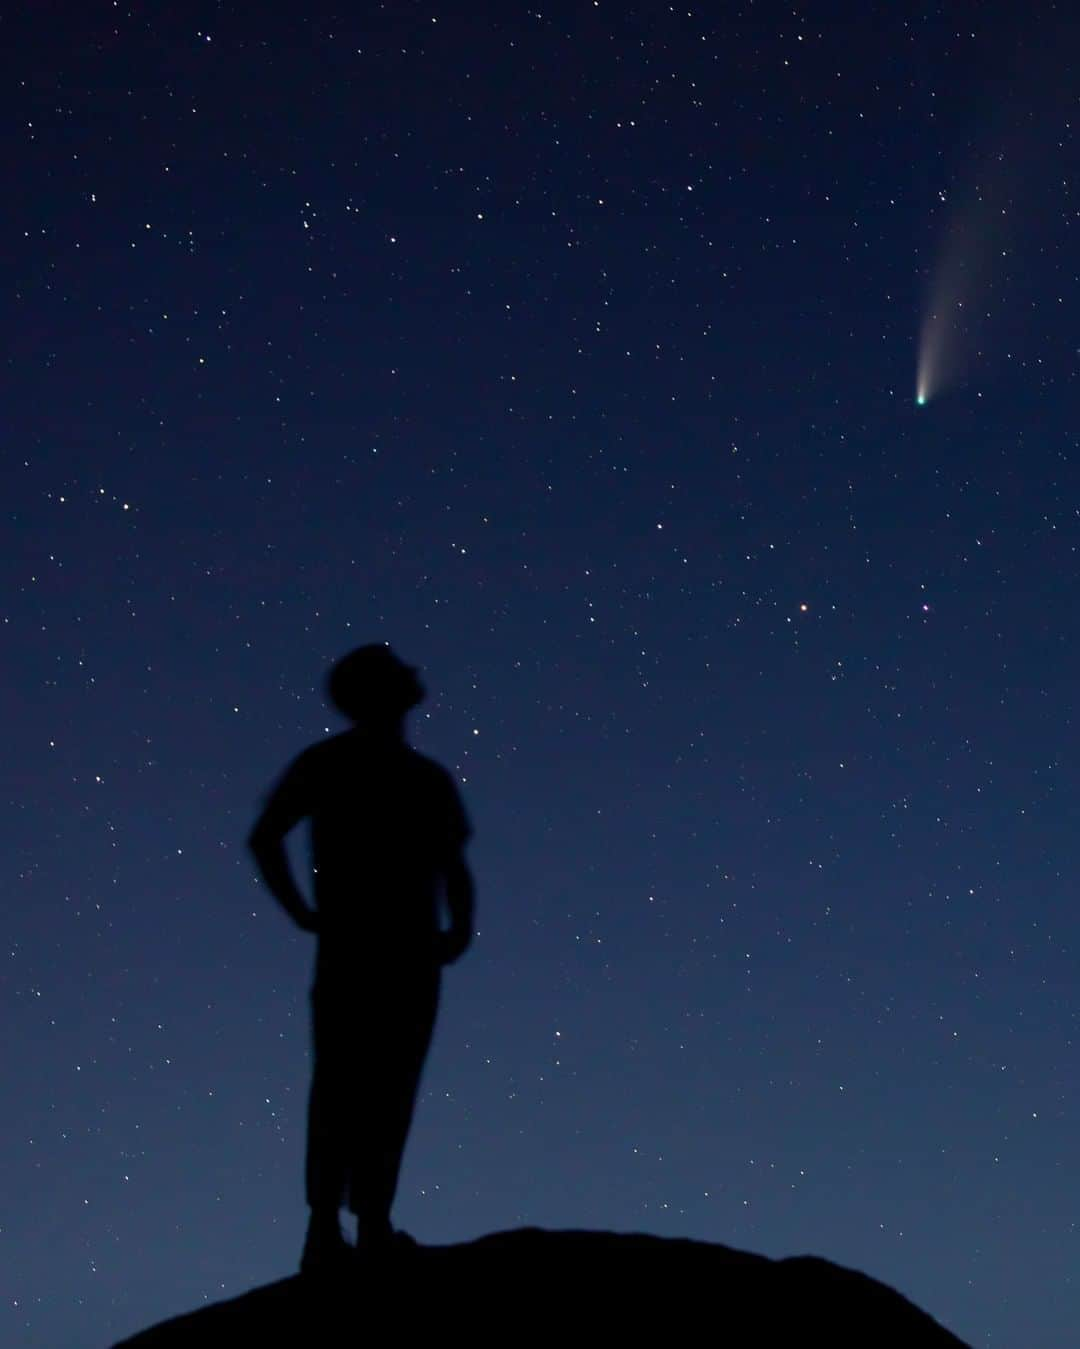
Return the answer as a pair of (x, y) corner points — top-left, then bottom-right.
(354, 1217), (396, 1259)
(300, 1220), (353, 1276)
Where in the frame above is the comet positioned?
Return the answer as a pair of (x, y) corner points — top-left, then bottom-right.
(916, 129), (1025, 408)
(915, 189), (996, 408)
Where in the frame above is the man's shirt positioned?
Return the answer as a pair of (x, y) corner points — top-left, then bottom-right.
(257, 729), (471, 948)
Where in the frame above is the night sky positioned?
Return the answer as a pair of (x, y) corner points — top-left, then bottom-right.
(6, 4), (1078, 1345)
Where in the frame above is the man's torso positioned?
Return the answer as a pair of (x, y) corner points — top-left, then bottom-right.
(294, 732), (468, 947)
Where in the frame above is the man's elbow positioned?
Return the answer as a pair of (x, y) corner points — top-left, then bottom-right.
(445, 859), (475, 918)
(445, 851), (473, 887)
(247, 820), (274, 857)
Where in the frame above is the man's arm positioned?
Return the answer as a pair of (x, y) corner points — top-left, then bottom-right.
(440, 847), (475, 964)
(247, 758), (319, 932)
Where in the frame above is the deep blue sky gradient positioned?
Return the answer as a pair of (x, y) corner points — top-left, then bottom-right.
(4, 4), (1078, 1345)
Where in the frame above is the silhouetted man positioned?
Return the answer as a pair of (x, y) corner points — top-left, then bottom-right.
(247, 645), (474, 1272)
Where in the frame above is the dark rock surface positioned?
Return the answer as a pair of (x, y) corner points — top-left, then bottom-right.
(114, 1226), (971, 1347)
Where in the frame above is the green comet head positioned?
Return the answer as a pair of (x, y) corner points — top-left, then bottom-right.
(916, 393), (926, 407)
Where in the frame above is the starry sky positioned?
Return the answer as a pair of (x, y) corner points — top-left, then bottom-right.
(5, 4), (1078, 1346)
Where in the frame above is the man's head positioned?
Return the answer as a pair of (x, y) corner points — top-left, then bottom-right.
(325, 645), (425, 726)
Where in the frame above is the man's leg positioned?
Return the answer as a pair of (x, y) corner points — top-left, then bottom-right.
(349, 966), (441, 1248)
(301, 983), (352, 1270)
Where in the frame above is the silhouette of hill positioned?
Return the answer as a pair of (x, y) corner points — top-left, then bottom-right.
(113, 1227), (970, 1347)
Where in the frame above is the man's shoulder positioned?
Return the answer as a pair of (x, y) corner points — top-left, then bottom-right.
(290, 733), (349, 768)
(404, 746), (452, 777)
(408, 750), (469, 803)
(282, 732), (366, 784)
